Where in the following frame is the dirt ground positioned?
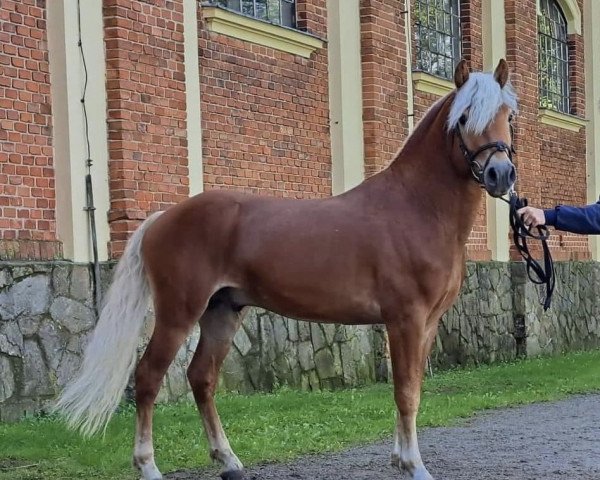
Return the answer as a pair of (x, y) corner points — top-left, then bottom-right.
(166, 393), (600, 480)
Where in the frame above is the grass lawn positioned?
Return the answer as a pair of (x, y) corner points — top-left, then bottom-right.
(1, 349), (599, 479)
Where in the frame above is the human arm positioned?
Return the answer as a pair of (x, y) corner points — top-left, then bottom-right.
(517, 201), (600, 234)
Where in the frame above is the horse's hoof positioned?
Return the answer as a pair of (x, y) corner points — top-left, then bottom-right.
(220, 470), (245, 480)
(133, 458), (163, 480)
(412, 466), (434, 480)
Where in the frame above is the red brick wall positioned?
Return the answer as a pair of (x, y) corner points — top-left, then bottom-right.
(199, 2), (331, 198)
(103, 0), (189, 257)
(459, 0), (483, 71)
(459, 0), (488, 260)
(0, 0), (592, 262)
(505, 0), (543, 259)
(540, 124), (588, 259)
(569, 0), (586, 117)
(0, 0), (61, 260)
(360, 0), (409, 178)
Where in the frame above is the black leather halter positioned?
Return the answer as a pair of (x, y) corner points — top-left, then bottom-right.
(454, 117), (516, 184)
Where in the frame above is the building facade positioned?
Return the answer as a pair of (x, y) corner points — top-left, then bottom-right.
(1, 0), (600, 419)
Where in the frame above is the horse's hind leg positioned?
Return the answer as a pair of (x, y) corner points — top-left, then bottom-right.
(133, 303), (201, 480)
(187, 303), (245, 479)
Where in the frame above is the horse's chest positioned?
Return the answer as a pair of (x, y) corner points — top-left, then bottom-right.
(425, 258), (464, 313)
(442, 261), (465, 304)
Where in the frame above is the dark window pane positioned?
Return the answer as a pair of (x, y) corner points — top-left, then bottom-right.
(281, 0), (294, 27)
(255, 0), (267, 21)
(242, 0), (254, 17)
(414, 0), (461, 80)
(221, 0), (295, 28)
(267, 0), (281, 24)
(222, 0), (241, 10)
(538, 0), (569, 113)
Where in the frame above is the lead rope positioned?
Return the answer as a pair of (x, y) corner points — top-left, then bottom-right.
(504, 191), (555, 311)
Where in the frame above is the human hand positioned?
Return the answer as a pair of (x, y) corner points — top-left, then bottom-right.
(517, 206), (546, 229)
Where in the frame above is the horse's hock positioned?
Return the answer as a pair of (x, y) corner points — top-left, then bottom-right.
(1, 260), (600, 421)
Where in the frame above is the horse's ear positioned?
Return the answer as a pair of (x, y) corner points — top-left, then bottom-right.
(454, 59), (470, 89)
(494, 59), (509, 88)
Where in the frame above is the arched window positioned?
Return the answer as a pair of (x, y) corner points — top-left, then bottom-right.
(538, 0), (570, 113)
(414, 0), (461, 80)
(217, 0), (296, 28)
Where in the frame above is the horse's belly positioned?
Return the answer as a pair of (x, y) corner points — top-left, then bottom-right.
(241, 279), (381, 326)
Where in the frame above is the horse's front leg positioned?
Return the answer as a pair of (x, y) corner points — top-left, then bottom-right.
(386, 312), (436, 480)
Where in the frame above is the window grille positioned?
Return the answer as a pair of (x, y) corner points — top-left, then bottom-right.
(216, 0), (296, 28)
(538, 0), (570, 113)
(414, 0), (461, 80)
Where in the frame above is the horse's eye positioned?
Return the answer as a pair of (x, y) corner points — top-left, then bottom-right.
(508, 113), (514, 122)
(459, 115), (467, 126)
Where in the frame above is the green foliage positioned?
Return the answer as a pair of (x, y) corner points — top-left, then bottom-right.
(1, 350), (599, 479)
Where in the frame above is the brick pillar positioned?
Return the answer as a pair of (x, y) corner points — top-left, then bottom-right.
(0, 0), (61, 260)
(296, 0), (327, 37)
(360, 0), (409, 178)
(568, 0), (585, 117)
(460, 0), (489, 260)
(103, 0), (189, 258)
(505, 0), (541, 260)
(460, 0), (483, 71)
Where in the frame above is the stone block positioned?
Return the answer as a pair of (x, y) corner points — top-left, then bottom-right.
(298, 341), (315, 371)
(0, 275), (50, 320)
(70, 265), (92, 303)
(0, 269), (12, 289)
(49, 297), (96, 334)
(272, 317), (288, 352)
(0, 322), (23, 356)
(314, 348), (335, 380)
(310, 323), (327, 352)
(38, 319), (67, 371)
(234, 326), (253, 356)
(51, 265), (71, 297)
(0, 356), (15, 402)
(21, 339), (54, 397)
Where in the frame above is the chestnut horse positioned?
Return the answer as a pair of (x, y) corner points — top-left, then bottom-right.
(55, 59), (517, 480)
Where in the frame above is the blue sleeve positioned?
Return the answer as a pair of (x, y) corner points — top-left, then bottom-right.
(543, 201), (600, 234)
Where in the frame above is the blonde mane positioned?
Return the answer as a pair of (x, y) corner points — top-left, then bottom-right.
(448, 72), (518, 135)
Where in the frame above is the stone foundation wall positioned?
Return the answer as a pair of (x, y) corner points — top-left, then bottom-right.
(431, 262), (517, 367)
(515, 262), (600, 356)
(1, 260), (600, 421)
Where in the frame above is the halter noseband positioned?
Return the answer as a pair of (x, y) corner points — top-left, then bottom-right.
(454, 118), (516, 185)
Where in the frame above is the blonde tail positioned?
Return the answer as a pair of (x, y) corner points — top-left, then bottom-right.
(53, 212), (163, 437)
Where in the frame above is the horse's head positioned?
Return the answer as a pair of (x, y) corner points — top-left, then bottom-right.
(448, 59), (517, 197)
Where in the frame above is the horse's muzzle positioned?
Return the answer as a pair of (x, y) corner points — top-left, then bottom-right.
(483, 157), (516, 197)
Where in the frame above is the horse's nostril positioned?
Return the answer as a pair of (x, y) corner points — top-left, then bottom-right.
(509, 166), (516, 184)
(488, 167), (498, 185)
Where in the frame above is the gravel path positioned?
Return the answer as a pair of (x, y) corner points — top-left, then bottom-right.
(166, 394), (600, 480)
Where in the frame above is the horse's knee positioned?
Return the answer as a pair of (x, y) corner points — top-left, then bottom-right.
(394, 388), (421, 414)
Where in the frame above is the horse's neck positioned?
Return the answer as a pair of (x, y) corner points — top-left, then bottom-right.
(373, 98), (484, 245)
